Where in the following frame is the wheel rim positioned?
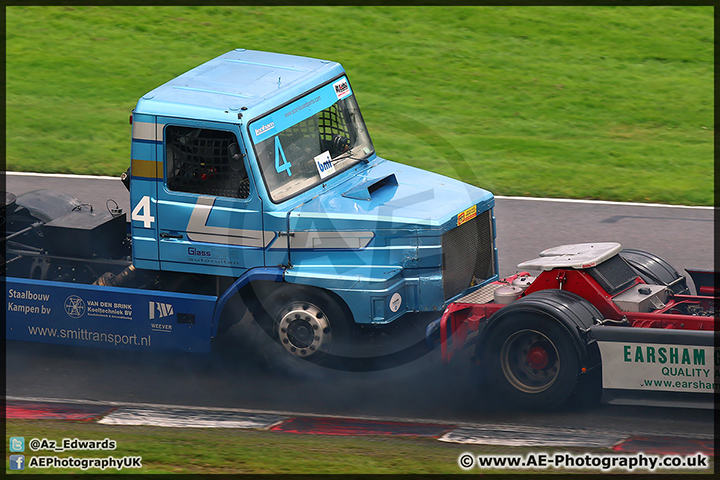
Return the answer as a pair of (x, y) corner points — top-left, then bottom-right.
(276, 302), (332, 359)
(500, 329), (559, 393)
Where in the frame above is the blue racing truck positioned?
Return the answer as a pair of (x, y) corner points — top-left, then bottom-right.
(3, 49), (497, 367)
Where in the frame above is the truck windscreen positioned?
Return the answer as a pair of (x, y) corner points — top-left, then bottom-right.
(249, 76), (374, 203)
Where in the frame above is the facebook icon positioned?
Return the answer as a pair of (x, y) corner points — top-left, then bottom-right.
(9, 455), (25, 470)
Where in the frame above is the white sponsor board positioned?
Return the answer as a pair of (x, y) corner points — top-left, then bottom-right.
(598, 341), (719, 393)
(314, 151), (335, 179)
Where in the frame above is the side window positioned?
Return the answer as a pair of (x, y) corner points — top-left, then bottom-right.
(166, 126), (249, 199)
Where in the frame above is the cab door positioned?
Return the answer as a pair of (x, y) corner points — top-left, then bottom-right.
(155, 120), (268, 277)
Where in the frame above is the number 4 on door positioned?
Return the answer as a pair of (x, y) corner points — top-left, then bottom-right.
(132, 195), (155, 228)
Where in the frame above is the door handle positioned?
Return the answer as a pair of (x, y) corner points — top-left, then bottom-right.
(160, 232), (183, 239)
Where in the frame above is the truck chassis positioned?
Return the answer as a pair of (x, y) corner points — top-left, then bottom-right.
(432, 243), (717, 409)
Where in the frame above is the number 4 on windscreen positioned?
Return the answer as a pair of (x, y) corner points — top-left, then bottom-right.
(275, 137), (292, 176)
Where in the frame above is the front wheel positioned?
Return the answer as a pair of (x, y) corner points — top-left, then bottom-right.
(253, 284), (352, 367)
(274, 299), (334, 360)
(484, 314), (580, 409)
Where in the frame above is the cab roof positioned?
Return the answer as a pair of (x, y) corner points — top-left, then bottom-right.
(134, 49), (345, 124)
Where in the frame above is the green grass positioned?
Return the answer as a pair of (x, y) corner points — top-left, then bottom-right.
(6, 6), (714, 205)
(6, 420), (714, 474)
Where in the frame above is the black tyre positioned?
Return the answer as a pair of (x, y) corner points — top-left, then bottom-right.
(480, 289), (603, 410)
(620, 248), (690, 295)
(483, 313), (580, 409)
(250, 284), (352, 368)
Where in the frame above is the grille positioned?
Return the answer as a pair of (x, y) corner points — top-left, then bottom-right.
(442, 209), (495, 300)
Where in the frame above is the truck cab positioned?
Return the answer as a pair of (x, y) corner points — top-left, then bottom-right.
(5, 49), (497, 365)
(127, 49), (498, 360)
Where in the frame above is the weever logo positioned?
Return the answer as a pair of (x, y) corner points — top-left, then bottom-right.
(149, 301), (174, 320)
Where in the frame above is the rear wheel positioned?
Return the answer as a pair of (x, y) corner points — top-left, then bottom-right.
(480, 289), (603, 410)
(484, 313), (580, 409)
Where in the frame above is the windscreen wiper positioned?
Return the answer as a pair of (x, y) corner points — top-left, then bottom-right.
(331, 149), (371, 164)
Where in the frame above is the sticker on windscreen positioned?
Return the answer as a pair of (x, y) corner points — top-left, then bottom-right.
(314, 151), (336, 179)
(333, 78), (351, 100)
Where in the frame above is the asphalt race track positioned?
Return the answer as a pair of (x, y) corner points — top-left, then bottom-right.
(4, 173), (715, 440)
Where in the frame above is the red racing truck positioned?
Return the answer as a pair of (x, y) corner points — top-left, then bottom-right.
(429, 242), (717, 409)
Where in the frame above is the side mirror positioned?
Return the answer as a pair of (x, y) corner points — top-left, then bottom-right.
(229, 143), (244, 171)
(121, 167), (131, 191)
